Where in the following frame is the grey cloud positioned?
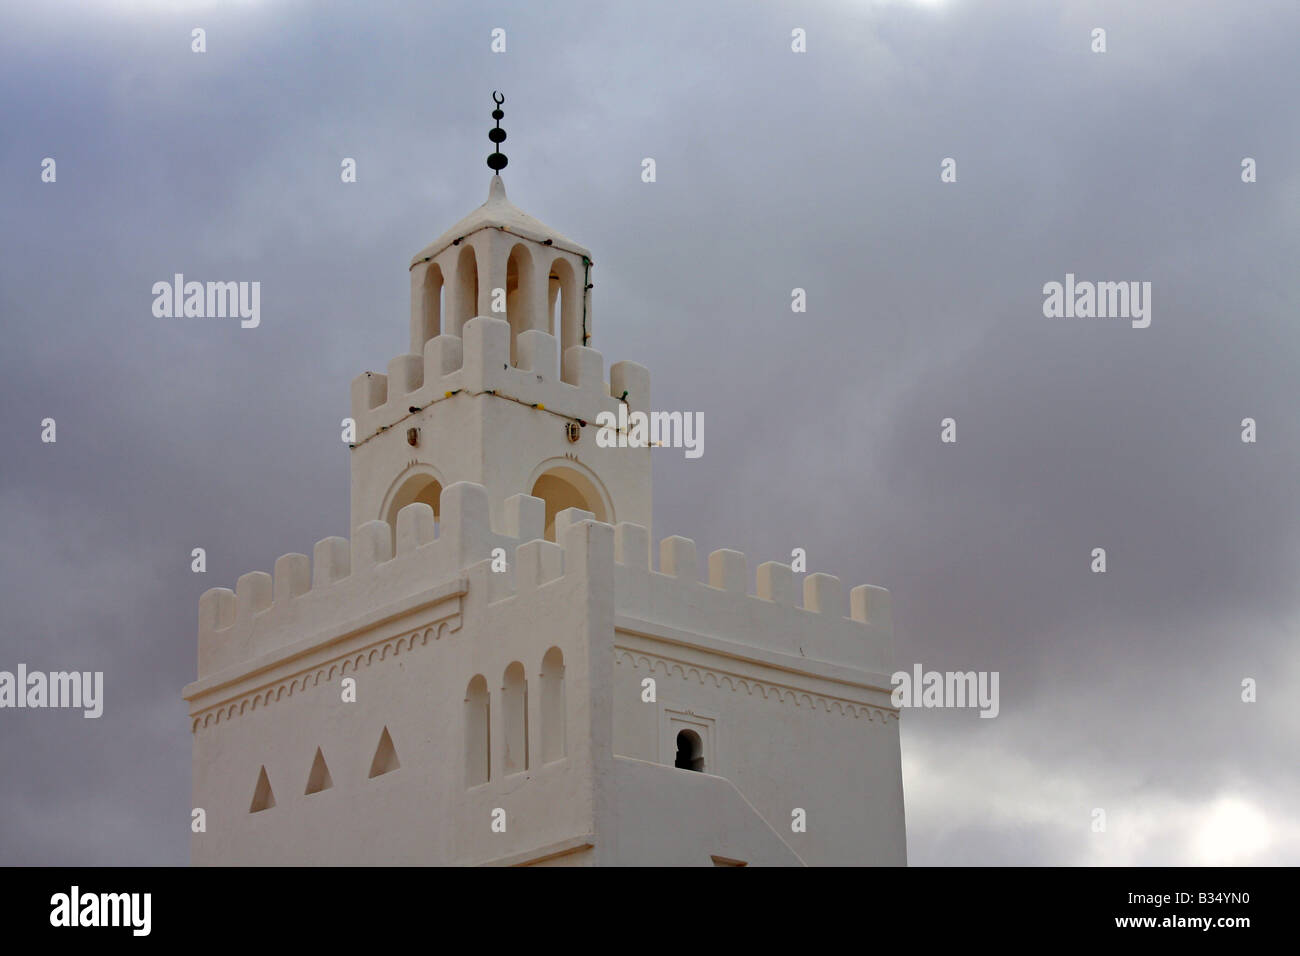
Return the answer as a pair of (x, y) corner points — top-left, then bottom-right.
(1, 0), (1296, 864)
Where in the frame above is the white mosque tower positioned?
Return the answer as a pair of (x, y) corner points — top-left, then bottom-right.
(183, 95), (907, 866)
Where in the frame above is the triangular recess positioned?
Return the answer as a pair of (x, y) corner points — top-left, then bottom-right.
(305, 747), (334, 794)
(249, 766), (276, 812)
(368, 727), (400, 778)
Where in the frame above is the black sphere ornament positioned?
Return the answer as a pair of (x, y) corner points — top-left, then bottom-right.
(487, 91), (509, 172)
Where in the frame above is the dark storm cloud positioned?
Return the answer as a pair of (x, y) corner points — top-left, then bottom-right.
(1, 0), (1295, 864)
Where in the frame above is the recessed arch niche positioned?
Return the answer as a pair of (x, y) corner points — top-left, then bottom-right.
(528, 461), (611, 541)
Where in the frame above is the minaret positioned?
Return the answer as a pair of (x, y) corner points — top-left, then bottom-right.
(186, 97), (905, 866)
(349, 93), (652, 543)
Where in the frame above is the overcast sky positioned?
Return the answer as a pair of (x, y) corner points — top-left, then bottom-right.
(1, 0), (1296, 865)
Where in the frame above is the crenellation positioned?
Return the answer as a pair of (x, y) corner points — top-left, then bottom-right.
(198, 586), (236, 633)
(708, 548), (747, 593)
(385, 353), (423, 399)
(553, 506), (595, 544)
(756, 561), (796, 606)
(461, 316), (510, 392)
(196, 587), (236, 677)
(659, 535), (697, 582)
(197, 479), (892, 682)
(609, 360), (650, 411)
(517, 329), (558, 379)
(351, 519), (392, 571)
(351, 370), (387, 418)
(311, 536), (350, 588)
(396, 502), (436, 554)
(562, 344), (603, 389)
(424, 333), (463, 379)
(273, 553), (311, 607)
(614, 522), (650, 570)
(501, 493), (545, 543)
(235, 571), (272, 622)
(561, 513), (614, 579)
(515, 538), (564, 591)
(851, 584), (891, 630)
(802, 572), (842, 615)
(602, 530), (891, 673)
(439, 481), (498, 568)
(351, 326), (641, 446)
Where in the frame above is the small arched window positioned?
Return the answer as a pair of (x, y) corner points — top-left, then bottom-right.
(540, 647), (565, 762)
(465, 675), (490, 786)
(414, 262), (443, 349)
(675, 729), (704, 772)
(453, 245), (479, 336)
(502, 662), (528, 774)
(505, 244), (534, 364)
(548, 257), (581, 360)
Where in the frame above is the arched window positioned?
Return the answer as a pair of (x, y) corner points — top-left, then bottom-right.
(505, 244), (534, 365)
(540, 647), (565, 762)
(465, 675), (490, 786)
(675, 729), (704, 772)
(418, 262), (443, 347)
(502, 662), (528, 774)
(548, 257), (581, 360)
(384, 472), (442, 551)
(453, 245), (478, 336)
(529, 464), (610, 541)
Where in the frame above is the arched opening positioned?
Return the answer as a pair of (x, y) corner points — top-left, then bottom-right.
(529, 465), (609, 541)
(540, 647), (565, 763)
(505, 244), (534, 365)
(502, 662), (527, 774)
(675, 730), (704, 772)
(384, 473), (442, 551)
(548, 257), (580, 358)
(547, 269), (561, 335)
(418, 262), (443, 347)
(465, 675), (490, 786)
(453, 245), (478, 336)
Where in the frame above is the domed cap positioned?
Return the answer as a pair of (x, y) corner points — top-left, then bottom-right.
(410, 174), (590, 266)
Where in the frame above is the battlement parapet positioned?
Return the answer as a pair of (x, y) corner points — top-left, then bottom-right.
(608, 525), (893, 676)
(197, 481), (526, 679)
(348, 316), (650, 445)
(196, 487), (891, 683)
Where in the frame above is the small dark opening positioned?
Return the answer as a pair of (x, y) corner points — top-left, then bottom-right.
(674, 729), (704, 772)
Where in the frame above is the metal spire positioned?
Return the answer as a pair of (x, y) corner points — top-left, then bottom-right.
(487, 91), (508, 172)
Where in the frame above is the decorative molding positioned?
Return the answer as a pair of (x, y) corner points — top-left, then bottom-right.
(614, 647), (898, 723)
(191, 613), (462, 733)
